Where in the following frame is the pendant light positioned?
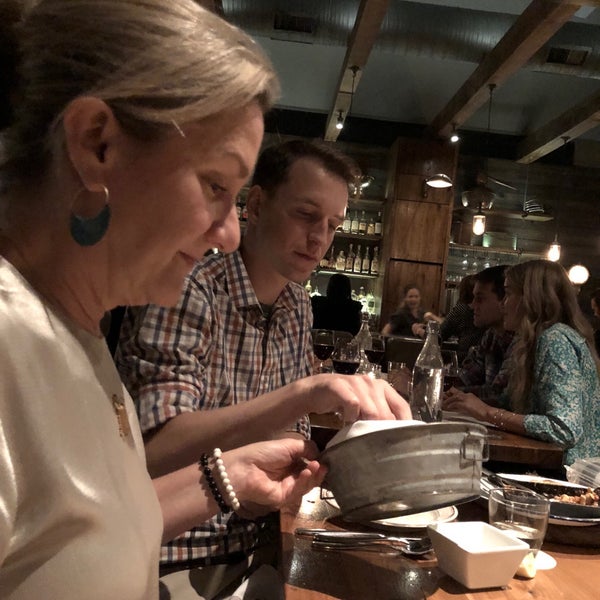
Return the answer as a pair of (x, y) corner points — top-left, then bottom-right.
(472, 209), (486, 236)
(546, 234), (561, 262)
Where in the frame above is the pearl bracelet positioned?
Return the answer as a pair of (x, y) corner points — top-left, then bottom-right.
(213, 448), (241, 512)
(199, 449), (240, 514)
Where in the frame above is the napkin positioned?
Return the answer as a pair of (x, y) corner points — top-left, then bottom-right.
(325, 419), (424, 449)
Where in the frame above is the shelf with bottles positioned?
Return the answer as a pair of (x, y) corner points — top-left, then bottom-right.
(318, 242), (382, 278)
(340, 206), (383, 237)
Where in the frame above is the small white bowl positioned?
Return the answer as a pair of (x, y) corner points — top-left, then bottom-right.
(428, 521), (530, 589)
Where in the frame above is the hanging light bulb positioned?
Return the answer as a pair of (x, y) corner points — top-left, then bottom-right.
(335, 109), (344, 130)
(568, 265), (589, 285)
(450, 123), (460, 143)
(472, 210), (486, 236)
(546, 235), (561, 262)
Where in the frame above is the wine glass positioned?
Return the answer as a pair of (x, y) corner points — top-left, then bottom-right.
(442, 350), (461, 392)
(331, 338), (361, 375)
(364, 333), (386, 367)
(312, 329), (335, 373)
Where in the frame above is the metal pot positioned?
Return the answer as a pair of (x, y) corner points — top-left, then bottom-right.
(321, 421), (488, 522)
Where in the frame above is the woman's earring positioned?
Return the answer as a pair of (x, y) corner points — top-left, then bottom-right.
(70, 185), (111, 246)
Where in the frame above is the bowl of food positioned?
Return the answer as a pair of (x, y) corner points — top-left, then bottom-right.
(428, 521), (530, 589)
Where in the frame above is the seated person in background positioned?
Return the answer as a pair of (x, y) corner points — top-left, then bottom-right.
(444, 260), (600, 464)
(451, 265), (514, 405)
(440, 274), (484, 363)
(311, 273), (362, 335)
(591, 288), (600, 354)
(381, 284), (440, 338)
(117, 140), (409, 586)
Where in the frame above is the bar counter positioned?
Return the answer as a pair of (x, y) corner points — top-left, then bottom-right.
(281, 489), (600, 600)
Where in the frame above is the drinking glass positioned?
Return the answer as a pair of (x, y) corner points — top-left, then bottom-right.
(331, 339), (361, 375)
(364, 333), (386, 367)
(442, 350), (461, 392)
(312, 329), (334, 373)
(488, 487), (549, 556)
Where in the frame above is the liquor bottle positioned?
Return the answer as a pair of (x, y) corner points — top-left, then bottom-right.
(374, 211), (382, 235)
(319, 245), (331, 269)
(342, 211), (351, 233)
(335, 250), (346, 271)
(354, 312), (372, 373)
(367, 215), (375, 235)
(370, 247), (379, 275)
(345, 244), (355, 271)
(350, 211), (359, 234)
(410, 321), (444, 422)
(327, 245), (336, 270)
(358, 210), (367, 235)
(361, 246), (370, 274)
(353, 245), (362, 273)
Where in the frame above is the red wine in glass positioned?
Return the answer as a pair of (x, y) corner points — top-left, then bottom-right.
(332, 359), (361, 374)
(314, 343), (335, 361)
(364, 348), (385, 365)
(443, 373), (463, 392)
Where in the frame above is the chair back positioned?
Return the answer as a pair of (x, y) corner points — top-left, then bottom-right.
(383, 335), (424, 371)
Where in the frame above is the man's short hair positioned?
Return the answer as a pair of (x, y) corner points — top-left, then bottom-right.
(251, 139), (358, 193)
(474, 265), (508, 300)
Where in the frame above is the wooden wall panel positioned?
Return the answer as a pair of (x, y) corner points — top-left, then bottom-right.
(386, 201), (453, 263)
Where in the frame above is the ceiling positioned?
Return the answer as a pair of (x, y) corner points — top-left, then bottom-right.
(219, 0), (600, 162)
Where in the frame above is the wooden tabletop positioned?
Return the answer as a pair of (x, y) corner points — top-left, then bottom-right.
(281, 489), (600, 600)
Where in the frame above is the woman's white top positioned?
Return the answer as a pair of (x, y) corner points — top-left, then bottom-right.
(0, 257), (162, 599)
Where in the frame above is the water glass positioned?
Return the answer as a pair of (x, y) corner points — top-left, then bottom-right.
(488, 487), (549, 556)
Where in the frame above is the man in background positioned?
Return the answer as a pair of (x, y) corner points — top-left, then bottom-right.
(446, 264), (514, 407)
(116, 139), (356, 593)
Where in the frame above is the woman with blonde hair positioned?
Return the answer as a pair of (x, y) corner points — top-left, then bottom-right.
(444, 260), (600, 464)
(0, 1), (409, 597)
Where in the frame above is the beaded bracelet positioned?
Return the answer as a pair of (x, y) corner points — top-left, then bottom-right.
(491, 408), (515, 430)
(199, 449), (241, 514)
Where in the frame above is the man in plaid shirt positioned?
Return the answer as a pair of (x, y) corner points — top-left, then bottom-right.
(116, 140), (356, 591)
(452, 265), (514, 406)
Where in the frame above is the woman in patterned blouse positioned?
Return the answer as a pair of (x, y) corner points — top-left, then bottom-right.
(444, 260), (600, 464)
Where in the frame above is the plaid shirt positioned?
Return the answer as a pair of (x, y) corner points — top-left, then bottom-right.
(116, 250), (312, 566)
(459, 328), (515, 405)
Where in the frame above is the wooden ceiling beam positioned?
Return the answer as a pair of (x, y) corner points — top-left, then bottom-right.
(324, 0), (390, 142)
(427, 0), (581, 140)
(517, 89), (600, 163)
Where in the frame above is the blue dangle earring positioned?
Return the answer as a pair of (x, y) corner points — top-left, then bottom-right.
(69, 185), (111, 247)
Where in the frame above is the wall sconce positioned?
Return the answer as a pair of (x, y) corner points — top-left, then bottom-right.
(472, 210), (486, 236)
(546, 234), (561, 262)
(422, 173), (453, 197)
(568, 264), (589, 285)
(450, 124), (460, 143)
(335, 110), (344, 130)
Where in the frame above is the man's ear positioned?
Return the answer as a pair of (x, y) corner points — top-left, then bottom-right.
(245, 185), (264, 224)
(61, 96), (120, 189)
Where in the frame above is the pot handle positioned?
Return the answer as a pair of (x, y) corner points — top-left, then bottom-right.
(460, 432), (489, 465)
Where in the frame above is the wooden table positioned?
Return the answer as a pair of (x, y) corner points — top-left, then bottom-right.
(281, 489), (600, 599)
(310, 414), (564, 471)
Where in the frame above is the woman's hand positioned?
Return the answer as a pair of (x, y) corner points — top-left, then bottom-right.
(295, 374), (412, 423)
(411, 322), (426, 338)
(224, 439), (326, 519)
(442, 388), (491, 422)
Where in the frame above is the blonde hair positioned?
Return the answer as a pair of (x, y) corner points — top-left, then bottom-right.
(506, 260), (600, 412)
(1, 0), (279, 187)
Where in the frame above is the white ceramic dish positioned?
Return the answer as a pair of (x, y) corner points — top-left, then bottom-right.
(428, 521), (530, 589)
(324, 497), (458, 530)
(369, 505), (458, 530)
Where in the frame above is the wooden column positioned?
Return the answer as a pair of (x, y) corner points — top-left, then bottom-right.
(380, 137), (457, 327)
